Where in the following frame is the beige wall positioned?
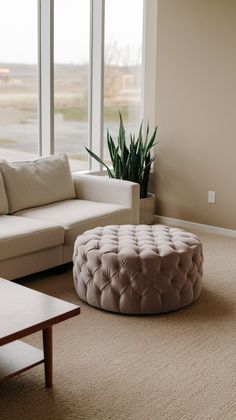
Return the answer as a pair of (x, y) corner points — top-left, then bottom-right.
(153, 0), (236, 229)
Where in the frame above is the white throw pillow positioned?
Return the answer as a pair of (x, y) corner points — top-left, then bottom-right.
(0, 171), (9, 214)
(0, 153), (76, 214)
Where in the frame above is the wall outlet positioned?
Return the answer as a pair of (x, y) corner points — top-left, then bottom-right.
(208, 190), (216, 204)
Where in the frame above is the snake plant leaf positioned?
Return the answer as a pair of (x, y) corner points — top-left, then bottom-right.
(144, 126), (157, 155)
(137, 120), (143, 147)
(113, 146), (122, 179)
(107, 130), (116, 162)
(118, 112), (126, 152)
(140, 156), (156, 198)
(85, 112), (157, 198)
(85, 147), (114, 178)
(144, 123), (150, 150)
(138, 155), (156, 180)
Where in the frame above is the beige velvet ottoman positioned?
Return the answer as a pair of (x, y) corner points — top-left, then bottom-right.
(73, 225), (203, 314)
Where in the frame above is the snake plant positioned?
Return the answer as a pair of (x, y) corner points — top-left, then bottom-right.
(85, 112), (157, 198)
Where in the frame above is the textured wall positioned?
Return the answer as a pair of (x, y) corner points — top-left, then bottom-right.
(154, 0), (236, 229)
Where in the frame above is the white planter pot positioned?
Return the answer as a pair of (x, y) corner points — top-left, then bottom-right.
(139, 193), (155, 225)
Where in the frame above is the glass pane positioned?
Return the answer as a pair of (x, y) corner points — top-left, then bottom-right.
(54, 0), (90, 171)
(104, 0), (143, 164)
(0, 0), (38, 161)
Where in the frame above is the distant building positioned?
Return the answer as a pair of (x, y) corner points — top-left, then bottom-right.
(0, 67), (10, 84)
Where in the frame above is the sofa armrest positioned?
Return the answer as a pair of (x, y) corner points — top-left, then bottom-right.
(72, 174), (140, 224)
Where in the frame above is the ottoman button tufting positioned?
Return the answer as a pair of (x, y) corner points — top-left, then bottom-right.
(73, 225), (203, 314)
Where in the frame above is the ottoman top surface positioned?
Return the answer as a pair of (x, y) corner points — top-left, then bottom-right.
(74, 224), (201, 258)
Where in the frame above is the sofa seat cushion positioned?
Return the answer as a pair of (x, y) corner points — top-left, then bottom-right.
(0, 215), (64, 261)
(16, 199), (133, 245)
(0, 153), (76, 214)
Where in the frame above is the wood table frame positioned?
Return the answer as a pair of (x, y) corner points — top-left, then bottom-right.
(0, 278), (80, 388)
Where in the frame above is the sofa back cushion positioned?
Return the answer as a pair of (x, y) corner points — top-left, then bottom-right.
(0, 171), (9, 214)
(0, 153), (76, 214)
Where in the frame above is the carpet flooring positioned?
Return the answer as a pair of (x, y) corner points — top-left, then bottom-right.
(0, 229), (236, 419)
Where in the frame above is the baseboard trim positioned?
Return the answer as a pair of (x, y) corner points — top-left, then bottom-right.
(154, 215), (236, 238)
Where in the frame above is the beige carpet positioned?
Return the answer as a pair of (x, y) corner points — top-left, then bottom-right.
(0, 229), (236, 420)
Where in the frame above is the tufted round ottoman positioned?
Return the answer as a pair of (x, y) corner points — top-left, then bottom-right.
(73, 225), (203, 314)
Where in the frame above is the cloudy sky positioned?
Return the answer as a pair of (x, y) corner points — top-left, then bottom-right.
(0, 0), (143, 65)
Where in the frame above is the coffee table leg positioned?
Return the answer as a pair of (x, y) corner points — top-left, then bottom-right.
(42, 326), (53, 388)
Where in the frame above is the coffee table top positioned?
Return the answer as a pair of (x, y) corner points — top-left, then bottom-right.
(0, 278), (80, 346)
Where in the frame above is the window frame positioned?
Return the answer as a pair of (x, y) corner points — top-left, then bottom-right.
(37, 0), (157, 173)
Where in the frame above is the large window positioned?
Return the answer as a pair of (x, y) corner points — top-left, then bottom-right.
(104, 0), (143, 163)
(0, 1), (156, 171)
(0, 0), (38, 160)
(54, 0), (90, 171)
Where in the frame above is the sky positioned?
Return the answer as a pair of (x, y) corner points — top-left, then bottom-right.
(0, 0), (143, 65)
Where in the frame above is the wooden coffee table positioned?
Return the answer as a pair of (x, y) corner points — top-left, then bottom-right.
(0, 277), (80, 387)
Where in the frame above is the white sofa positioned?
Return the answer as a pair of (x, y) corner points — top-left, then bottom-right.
(0, 154), (139, 280)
